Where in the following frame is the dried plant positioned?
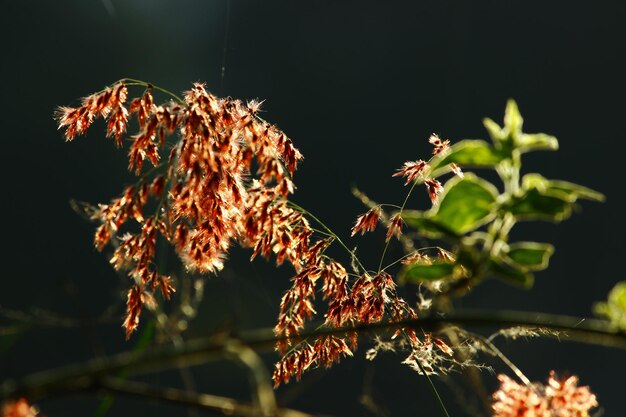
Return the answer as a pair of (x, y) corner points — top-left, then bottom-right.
(54, 79), (439, 387)
(11, 78), (615, 416)
(1, 398), (38, 417)
(492, 372), (598, 417)
(56, 80), (304, 338)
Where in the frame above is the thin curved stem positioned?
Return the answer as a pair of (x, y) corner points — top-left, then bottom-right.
(380, 246), (444, 272)
(377, 180), (420, 273)
(122, 78), (185, 104)
(415, 360), (452, 417)
(467, 331), (532, 388)
(286, 201), (368, 274)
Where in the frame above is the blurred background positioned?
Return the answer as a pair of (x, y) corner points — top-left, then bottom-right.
(1, 1), (625, 416)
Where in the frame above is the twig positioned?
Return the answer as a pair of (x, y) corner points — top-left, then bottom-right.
(0, 305), (118, 328)
(471, 333), (532, 388)
(224, 340), (277, 416)
(97, 377), (318, 417)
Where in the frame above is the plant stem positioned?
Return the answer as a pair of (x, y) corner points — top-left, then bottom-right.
(122, 78), (185, 104)
(381, 246), (443, 272)
(415, 360), (451, 417)
(98, 377), (316, 417)
(468, 331), (532, 388)
(286, 201), (368, 274)
(377, 179), (419, 273)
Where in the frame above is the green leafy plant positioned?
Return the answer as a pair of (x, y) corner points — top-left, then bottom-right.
(401, 100), (603, 290)
(595, 282), (626, 331)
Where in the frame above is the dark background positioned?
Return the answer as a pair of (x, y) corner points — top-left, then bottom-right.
(1, 1), (625, 416)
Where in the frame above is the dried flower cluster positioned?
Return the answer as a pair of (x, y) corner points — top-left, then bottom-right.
(351, 206), (382, 237)
(351, 134), (461, 246)
(57, 81), (303, 338)
(273, 134), (471, 385)
(57, 81), (440, 388)
(492, 372), (598, 417)
(56, 83), (129, 145)
(51, 84), (607, 416)
(390, 134), (459, 209)
(271, 248), (426, 385)
(401, 333), (455, 375)
(1, 399), (37, 417)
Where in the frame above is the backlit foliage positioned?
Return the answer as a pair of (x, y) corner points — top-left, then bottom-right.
(54, 80), (608, 415)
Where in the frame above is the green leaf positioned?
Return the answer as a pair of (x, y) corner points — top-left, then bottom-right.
(485, 101), (557, 155)
(503, 99), (523, 134)
(430, 140), (506, 174)
(547, 180), (605, 202)
(504, 187), (575, 222)
(488, 257), (534, 288)
(593, 281), (626, 331)
(516, 133), (559, 152)
(483, 117), (503, 143)
(400, 262), (455, 283)
(505, 242), (554, 271)
(402, 210), (460, 239)
(522, 174), (605, 202)
(432, 174), (498, 234)
(521, 173), (551, 189)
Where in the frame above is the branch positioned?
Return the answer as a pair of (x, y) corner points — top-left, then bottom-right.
(97, 377), (323, 417)
(223, 340), (278, 416)
(2, 310), (624, 401)
(0, 304), (118, 328)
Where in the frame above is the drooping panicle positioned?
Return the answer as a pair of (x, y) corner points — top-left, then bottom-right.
(351, 206), (382, 236)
